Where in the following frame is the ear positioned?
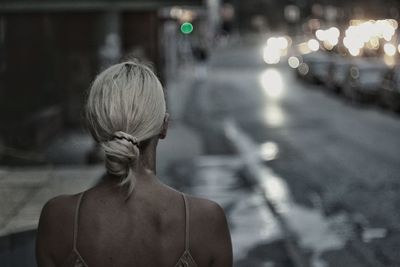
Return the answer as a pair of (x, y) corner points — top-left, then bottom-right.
(159, 113), (169, 140)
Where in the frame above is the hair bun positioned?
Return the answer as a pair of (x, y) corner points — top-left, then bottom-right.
(113, 131), (139, 146)
(101, 132), (140, 194)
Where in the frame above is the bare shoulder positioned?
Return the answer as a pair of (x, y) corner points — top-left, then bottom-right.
(185, 195), (233, 266)
(38, 194), (78, 229)
(185, 195), (230, 238)
(36, 193), (82, 265)
(187, 196), (227, 222)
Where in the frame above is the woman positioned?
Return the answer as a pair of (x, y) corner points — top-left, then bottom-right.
(36, 61), (232, 267)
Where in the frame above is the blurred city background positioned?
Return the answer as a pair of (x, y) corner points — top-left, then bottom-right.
(1, 0), (400, 266)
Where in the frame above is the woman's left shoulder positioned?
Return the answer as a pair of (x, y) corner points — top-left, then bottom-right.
(37, 193), (82, 247)
(184, 195), (228, 231)
(182, 194), (232, 264)
(39, 193), (81, 226)
(36, 193), (83, 265)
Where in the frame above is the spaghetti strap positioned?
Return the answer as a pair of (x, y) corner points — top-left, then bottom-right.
(181, 193), (190, 251)
(61, 191), (197, 267)
(73, 192), (85, 251)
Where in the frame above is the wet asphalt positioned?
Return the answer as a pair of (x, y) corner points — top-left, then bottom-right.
(179, 41), (400, 266)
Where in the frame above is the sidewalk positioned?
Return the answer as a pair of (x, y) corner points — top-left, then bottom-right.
(0, 166), (102, 237)
(0, 165), (102, 267)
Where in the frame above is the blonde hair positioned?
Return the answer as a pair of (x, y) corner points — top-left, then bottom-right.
(86, 61), (166, 194)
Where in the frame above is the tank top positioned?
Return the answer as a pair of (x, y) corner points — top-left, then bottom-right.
(61, 192), (198, 267)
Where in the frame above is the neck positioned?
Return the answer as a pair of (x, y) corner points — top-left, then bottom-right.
(138, 137), (158, 175)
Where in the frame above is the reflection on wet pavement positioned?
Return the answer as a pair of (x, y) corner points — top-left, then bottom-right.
(225, 119), (349, 267)
(263, 104), (286, 127)
(261, 173), (291, 213)
(195, 157), (283, 261)
(259, 141), (279, 161)
(229, 194), (283, 261)
(260, 68), (285, 100)
(259, 68), (288, 129)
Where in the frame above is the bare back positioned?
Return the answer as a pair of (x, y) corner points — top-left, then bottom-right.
(36, 176), (232, 267)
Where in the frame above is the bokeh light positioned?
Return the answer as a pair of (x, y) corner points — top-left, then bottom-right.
(260, 69), (284, 99)
(343, 19), (397, 55)
(288, 56), (300, 68)
(263, 36), (291, 64)
(384, 43), (396, 56)
(307, 39), (320, 52)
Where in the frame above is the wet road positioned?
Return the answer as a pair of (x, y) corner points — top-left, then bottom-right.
(183, 42), (400, 266)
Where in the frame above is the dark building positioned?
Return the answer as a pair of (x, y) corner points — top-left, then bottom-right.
(0, 0), (202, 155)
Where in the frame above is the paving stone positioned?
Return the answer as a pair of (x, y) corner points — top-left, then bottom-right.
(0, 169), (51, 187)
(0, 166), (102, 237)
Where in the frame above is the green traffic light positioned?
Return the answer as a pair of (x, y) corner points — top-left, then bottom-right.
(180, 22), (193, 34)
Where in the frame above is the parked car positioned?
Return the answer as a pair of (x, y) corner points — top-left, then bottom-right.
(380, 65), (400, 112)
(342, 58), (388, 103)
(326, 56), (352, 94)
(297, 52), (332, 84)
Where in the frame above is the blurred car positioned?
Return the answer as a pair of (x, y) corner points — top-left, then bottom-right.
(380, 65), (400, 112)
(342, 58), (388, 103)
(297, 52), (332, 84)
(326, 56), (352, 94)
